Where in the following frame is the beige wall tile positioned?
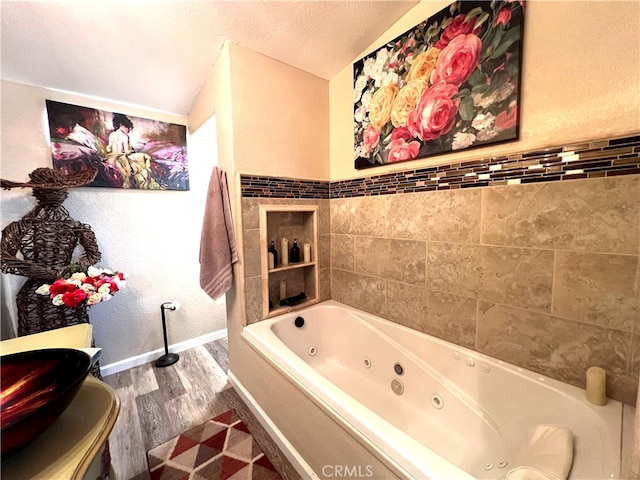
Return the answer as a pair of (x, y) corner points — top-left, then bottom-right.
(477, 302), (633, 403)
(355, 237), (426, 286)
(245, 276), (263, 324)
(242, 228), (261, 278)
(330, 234), (354, 271)
(553, 251), (639, 331)
(319, 268), (331, 302)
(424, 289), (477, 349)
(481, 176), (640, 254)
(331, 196), (386, 236)
(319, 234), (331, 269)
(387, 189), (481, 243)
(384, 281), (476, 348)
(241, 198), (260, 230)
(330, 269), (385, 316)
(427, 243), (554, 311)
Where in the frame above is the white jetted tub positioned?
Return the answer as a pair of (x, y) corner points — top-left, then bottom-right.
(241, 300), (622, 480)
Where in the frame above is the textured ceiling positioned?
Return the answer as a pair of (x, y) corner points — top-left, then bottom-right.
(1, 0), (418, 115)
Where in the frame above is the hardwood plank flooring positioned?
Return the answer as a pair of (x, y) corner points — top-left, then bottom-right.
(103, 338), (299, 480)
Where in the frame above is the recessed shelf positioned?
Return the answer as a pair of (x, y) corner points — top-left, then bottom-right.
(268, 261), (316, 274)
(259, 204), (319, 320)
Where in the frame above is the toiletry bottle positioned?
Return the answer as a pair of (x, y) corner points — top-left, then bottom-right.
(269, 240), (278, 268)
(290, 238), (300, 263)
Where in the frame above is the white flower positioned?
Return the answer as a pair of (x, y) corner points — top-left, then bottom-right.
(375, 48), (390, 67)
(452, 132), (476, 150)
(472, 112), (495, 131)
(70, 272), (87, 281)
(113, 278), (126, 289)
(35, 284), (50, 295)
(98, 283), (111, 294)
(87, 293), (103, 305)
(362, 57), (376, 78)
(473, 82), (516, 108)
(81, 283), (96, 293)
(87, 266), (103, 277)
(477, 128), (500, 141)
(361, 89), (373, 109)
(68, 279), (82, 287)
(52, 294), (65, 306)
(100, 292), (112, 302)
(354, 105), (367, 123)
(380, 71), (399, 87)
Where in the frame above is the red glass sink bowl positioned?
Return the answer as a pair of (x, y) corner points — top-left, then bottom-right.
(1, 348), (91, 458)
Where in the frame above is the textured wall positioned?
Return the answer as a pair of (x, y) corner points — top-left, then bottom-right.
(0, 81), (228, 364)
(330, 174), (640, 405)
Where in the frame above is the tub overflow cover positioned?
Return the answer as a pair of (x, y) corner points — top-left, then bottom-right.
(294, 317), (305, 328)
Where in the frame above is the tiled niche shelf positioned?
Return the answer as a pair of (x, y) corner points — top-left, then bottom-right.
(240, 133), (640, 199)
(259, 204), (320, 319)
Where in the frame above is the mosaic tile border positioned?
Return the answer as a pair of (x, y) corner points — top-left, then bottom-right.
(240, 133), (640, 198)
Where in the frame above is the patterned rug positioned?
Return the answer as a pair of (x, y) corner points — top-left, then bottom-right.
(147, 409), (282, 480)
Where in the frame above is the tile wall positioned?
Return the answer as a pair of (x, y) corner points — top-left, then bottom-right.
(240, 134), (640, 405)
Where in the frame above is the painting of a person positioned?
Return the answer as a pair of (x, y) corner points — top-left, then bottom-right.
(106, 113), (153, 188)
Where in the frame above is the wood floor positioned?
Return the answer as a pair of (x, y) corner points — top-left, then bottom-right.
(102, 338), (299, 480)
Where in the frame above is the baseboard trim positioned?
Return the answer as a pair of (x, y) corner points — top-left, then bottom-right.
(100, 329), (227, 377)
(228, 370), (318, 480)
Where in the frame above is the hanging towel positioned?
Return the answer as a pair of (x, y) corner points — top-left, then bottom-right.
(199, 166), (238, 300)
(632, 373), (640, 477)
(506, 424), (574, 480)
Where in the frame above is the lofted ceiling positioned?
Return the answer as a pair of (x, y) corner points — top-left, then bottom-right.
(1, 0), (419, 116)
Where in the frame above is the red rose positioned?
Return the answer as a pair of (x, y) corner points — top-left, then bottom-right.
(108, 281), (119, 293)
(495, 105), (519, 131)
(388, 138), (420, 163)
(49, 279), (76, 296)
(62, 289), (87, 309)
(435, 14), (480, 49)
(494, 8), (512, 26)
(390, 126), (413, 142)
(432, 34), (482, 87)
(407, 82), (460, 142)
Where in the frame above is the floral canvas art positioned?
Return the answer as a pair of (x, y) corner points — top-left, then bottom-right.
(353, 0), (524, 169)
(46, 100), (188, 190)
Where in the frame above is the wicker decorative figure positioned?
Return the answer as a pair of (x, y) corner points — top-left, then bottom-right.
(1, 167), (101, 337)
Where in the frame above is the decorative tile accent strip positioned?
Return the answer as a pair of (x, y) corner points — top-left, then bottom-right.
(240, 176), (329, 198)
(240, 133), (640, 198)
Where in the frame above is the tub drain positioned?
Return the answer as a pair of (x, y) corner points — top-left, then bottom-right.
(363, 357), (371, 369)
(308, 346), (317, 356)
(431, 394), (444, 409)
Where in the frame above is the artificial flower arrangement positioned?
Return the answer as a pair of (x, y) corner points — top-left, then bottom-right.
(36, 265), (127, 309)
(353, 0), (524, 168)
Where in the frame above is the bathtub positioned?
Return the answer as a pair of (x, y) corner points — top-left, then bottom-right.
(239, 300), (622, 480)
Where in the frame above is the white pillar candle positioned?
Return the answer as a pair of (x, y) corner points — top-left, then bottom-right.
(303, 243), (311, 263)
(279, 280), (287, 301)
(280, 238), (289, 266)
(268, 251), (275, 270)
(586, 366), (607, 405)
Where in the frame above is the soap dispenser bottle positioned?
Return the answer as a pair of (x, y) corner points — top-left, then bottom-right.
(269, 240), (278, 268)
(290, 239), (300, 263)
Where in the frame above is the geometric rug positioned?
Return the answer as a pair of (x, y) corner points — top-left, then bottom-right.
(147, 409), (282, 480)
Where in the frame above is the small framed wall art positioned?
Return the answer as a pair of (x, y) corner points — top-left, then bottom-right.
(353, 0), (525, 169)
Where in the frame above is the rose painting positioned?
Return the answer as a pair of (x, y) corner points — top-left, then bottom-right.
(353, 0), (524, 169)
